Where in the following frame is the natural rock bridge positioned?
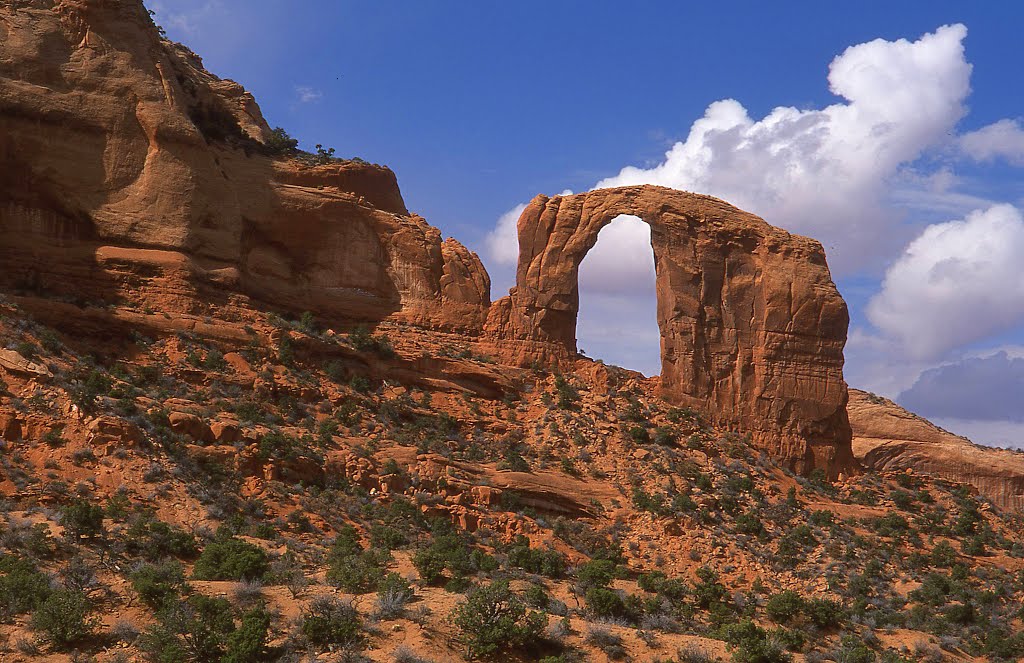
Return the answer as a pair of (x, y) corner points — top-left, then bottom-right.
(485, 186), (854, 475)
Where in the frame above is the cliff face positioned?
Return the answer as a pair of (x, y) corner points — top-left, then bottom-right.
(849, 389), (1024, 509)
(1, 0), (854, 476)
(485, 188), (854, 476)
(0, 0), (487, 333)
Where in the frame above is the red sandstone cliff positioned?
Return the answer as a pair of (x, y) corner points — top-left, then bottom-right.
(0, 0), (855, 476)
(849, 389), (1024, 509)
(0, 0), (488, 334)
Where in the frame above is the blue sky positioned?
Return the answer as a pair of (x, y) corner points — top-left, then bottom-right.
(149, 1), (1024, 448)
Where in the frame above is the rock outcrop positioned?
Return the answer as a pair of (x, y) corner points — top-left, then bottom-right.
(485, 188), (853, 475)
(0, 0), (854, 476)
(0, 0), (486, 334)
(849, 389), (1024, 509)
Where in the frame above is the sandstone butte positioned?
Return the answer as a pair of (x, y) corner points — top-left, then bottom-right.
(0, 0), (1020, 502)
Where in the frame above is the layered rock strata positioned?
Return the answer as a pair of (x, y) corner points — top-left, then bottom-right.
(850, 389), (1024, 509)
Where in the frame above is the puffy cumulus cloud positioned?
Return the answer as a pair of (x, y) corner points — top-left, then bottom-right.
(898, 351), (1024, 422)
(485, 203), (527, 267)
(594, 24), (972, 274)
(866, 204), (1024, 360)
(960, 119), (1024, 165)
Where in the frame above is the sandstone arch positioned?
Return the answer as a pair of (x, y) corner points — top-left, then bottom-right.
(486, 185), (854, 475)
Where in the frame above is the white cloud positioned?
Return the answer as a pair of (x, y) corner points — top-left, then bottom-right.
(960, 119), (1024, 165)
(866, 204), (1024, 360)
(592, 24), (972, 274)
(485, 203), (526, 267)
(296, 86), (323, 103)
(487, 25), (973, 277)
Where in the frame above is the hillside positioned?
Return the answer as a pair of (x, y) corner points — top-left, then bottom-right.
(2, 2), (1024, 663)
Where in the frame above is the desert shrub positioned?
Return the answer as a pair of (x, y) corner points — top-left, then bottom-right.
(632, 486), (668, 515)
(765, 591), (805, 624)
(0, 555), (52, 619)
(375, 573), (414, 618)
(325, 526), (390, 593)
(125, 515), (198, 558)
(450, 580), (545, 659)
(301, 595), (363, 648)
(627, 425), (651, 444)
(930, 540), (958, 567)
(586, 624), (626, 659)
(831, 635), (876, 663)
(735, 511), (766, 537)
(586, 587), (626, 617)
(31, 589), (97, 649)
(413, 532), (492, 585)
(692, 567), (730, 610)
(68, 368), (112, 413)
(141, 594), (236, 662)
(222, 608), (271, 663)
(804, 597), (845, 628)
(264, 127), (299, 155)
(130, 560), (187, 609)
(553, 375), (579, 409)
(348, 326), (394, 357)
(193, 537), (269, 581)
(577, 559), (617, 589)
(719, 620), (791, 663)
(60, 499), (105, 540)
(506, 536), (566, 577)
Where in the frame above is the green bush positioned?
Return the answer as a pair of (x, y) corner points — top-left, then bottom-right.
(506, 537), (566, 578)
(325, 528), (390, 593)
(765, 590), (805, 624)
(577, 559), (616, 589)
(264, 127), (299, 155)
(31, 589), (97, 649)
(804, 597), (844, 628)
(553, 376), (579, 409)
(0, 555), (52, 619)
(451, 581), (545, 659)
(193, 537), (269, 581)
(125, 515), (198, 558)
(142, 594), (235, 662)
(301, 595), (363, 648)
(223, 608), (271, 663)
(130, 560), (187, 609)
(720, 620), (791, 663)
(413, 533), (489, 585)
(585, 587), (625, 617)
(60, 499), (105, 540)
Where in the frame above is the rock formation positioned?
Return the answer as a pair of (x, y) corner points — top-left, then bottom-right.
(485, 189), (853, 475)
(0, 0), (486, 334)
(0, 0), (854, 476)
(849, 389), (1024, 509)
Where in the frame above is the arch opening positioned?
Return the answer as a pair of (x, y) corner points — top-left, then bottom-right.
(576, 214), (661, 376)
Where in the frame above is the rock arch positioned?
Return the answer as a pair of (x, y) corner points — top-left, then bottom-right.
(486, 185), (854, 475)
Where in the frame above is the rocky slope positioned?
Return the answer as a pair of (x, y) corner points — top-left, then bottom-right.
(3, 2), (1024, 662)
(849, 389), (1024, 510)
(0, 0), (855, 478)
